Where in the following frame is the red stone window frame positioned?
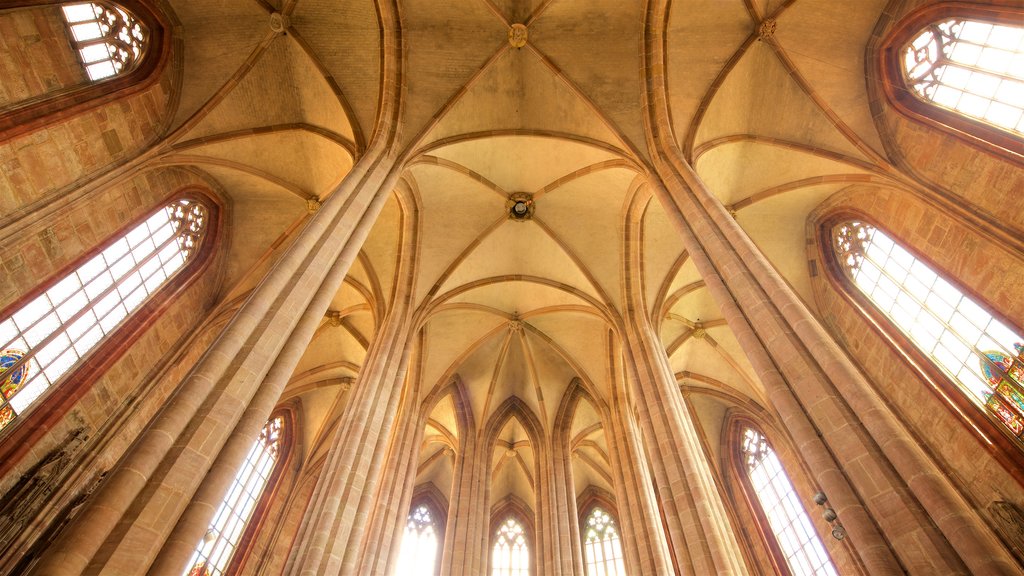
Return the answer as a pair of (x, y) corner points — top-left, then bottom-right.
(817, 211), (1024, 484)
(0, 0), (170, 142)
(489, 495), (536, 576)
(0, 187), (222, 478)
(727, 417), (836, 576)
(878, 0), (1024, 163)
(221, 407), (296, 576)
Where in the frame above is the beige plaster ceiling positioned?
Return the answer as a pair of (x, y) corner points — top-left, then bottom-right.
(153, 0), (908, 507)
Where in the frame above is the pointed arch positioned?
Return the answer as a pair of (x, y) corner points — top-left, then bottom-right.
(489, 494), (536, 576)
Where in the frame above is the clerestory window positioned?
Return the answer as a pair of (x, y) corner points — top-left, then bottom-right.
(60, 2), (149, 81)
(492, 516), (530, 576)
(185, 416), (287, 576)
(740, 427), (836, 576)
(832, 220), (1024, 443)
(395, 503), (442, 576)
(0, 198), (209, 434)
(581, 506), (627, 576)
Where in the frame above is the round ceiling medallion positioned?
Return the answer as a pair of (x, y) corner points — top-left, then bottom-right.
(508, 23), (528, 48)
(506, 192), (534, 221)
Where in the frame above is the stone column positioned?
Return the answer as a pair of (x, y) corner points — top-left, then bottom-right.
(29, 148), (402, 576)
(549, 420), (585, 576)
(440, 411), (487, 576)
(604, 347), (675, 576)
(282, 300), (416, 575)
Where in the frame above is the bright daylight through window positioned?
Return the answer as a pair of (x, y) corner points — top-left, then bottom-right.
(492, 516), (529, 576)
(395, 504), (440, 576)
(833, 221), (1024, 441)
(0, 199), (206, 434)
(185, 416), (284, 576)
(61, 2), (148, 81)
(902, 17), (1024, 135)
(741, 428), (836, 576)
(582, 507), (626, 576)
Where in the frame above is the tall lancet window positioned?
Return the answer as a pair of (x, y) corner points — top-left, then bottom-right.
(0, 198), (209, 434)
(185, 416), (285, 576)
(492, 516), (530, 576)
(582, 506), (627, 576)
(60, 2), (149, 81)
(902, 16), (1024, 136)
(741, 427), (836, 576)
(394, 503), (441, 576)
(832, 221), (1024, 442)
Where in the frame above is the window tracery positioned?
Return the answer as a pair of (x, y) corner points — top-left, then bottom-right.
(185, 416), (285, 576)
(740, 427), (836, 576)
(832, 220), (1024, 441)
(492, 516), (530, 576)
(395, 503), (440, 576)
(581, 506), (626, 576)
(0, 199), (209, 434)
(60, 2), (148, 81)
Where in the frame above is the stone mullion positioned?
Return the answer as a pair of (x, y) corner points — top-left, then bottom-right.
(604, 379), (675, 576)
(440, 423), (486, 576)
(145, 234), (363, 574)
(353, 360), (429, 576)
(622, 311), (749, 575)
(29, 149), (401, 576)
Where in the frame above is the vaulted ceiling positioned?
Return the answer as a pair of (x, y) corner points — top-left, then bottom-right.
(152, 0), (906, 502)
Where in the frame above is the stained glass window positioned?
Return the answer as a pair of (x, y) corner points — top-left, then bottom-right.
(833, 220), (1024, 441)
(61, 2), (149, 81)
(184, 416), (284, 576)
(0, 199), (208, 434)
(394, 503), (440, 576)
(582, 506), (626, 576)
(741, 428), (836, 576)
(492, 516), (529, 576)
(902, 17), (1024, 135)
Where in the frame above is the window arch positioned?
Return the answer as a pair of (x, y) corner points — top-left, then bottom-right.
(581, 505), (627, 576)
(737, 426), (836, 576)
(185, 413), (292, 576)
(880, 2), (1024, 159)
(830, 219), (1024, 446)
(0, 0), (168, 140)
(395, 501), (442, 576)
(491, 515), (530, 576)
(0, 194), (216, 436)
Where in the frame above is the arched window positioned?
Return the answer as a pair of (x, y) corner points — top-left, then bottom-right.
(394, 503), (441, 576)
(185, 415), (288, 576)
(832, 220), (1024, 443)
(0, 197), (211, 434)
(60, 2), (149, 81)
(880, 3), (1023, 158)
(740, 427), (836, 576)
(492, 516), (530, 576)
(581, 506), (626, 576)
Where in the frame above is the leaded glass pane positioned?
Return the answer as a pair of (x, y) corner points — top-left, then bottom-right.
(742, 428), (836, 576)
(833, 221), (1024, 440)
(184, 417), (284, 576)
(0, 199), (207, 435)
(61, 2), (148, 81)
(903, 18), (1024, 135)
(582, 506), (626, 576)
(394, 504), (439, 576)
(492, 516), (529, 576)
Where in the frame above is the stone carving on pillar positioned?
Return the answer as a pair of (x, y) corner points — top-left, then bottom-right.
(757, 18), (776, 41)
(988, 500), (1024, 563)
(325, 310), (343, 327)
(0, 427), (89, 554)
(508, 23), (528, 48)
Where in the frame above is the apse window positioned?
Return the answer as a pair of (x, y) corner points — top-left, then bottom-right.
(741, 427), (836, 576)
(0, 199), (207, 434)
(833, 221), (1024, 441)
(492, 516), (530, 576)
(395, 503), (441, 576)
(61, 2), (148, 81)
(582, 506), (627, 576)
(185, 416), (285, 576)
(902, 17), (1024, 135)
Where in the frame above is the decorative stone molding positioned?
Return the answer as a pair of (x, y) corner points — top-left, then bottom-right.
(270, 12), (290, 34)
(325, 310), (343, 327)
(988, 500), (1024, 562)
(757, 18), (777, 41)
(691, 326), (707, 340)
(306, 197), (322, 213)
(508, 23), (528, 48)
(506, 192), (534, 221)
